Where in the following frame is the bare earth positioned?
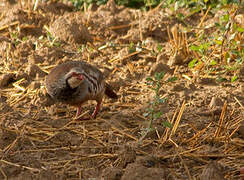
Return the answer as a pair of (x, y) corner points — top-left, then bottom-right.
(0, 1), (243, 179)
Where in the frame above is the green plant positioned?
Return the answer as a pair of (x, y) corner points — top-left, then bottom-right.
(68, 0), (107, 9)
(67, 0), (242, 11)
(43, 26), (61, 47)
(188, 5), (243, 82)
(140, 72), (175, 141)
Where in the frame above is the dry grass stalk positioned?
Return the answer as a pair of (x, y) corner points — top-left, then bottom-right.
(197, 6), (211, 28)
(0, 159), (40, 173)
(0, 21), (19, 31)
(214, 101), (227, 138)
(184, 122), (212, 145)
(170, 100), (185, 137)
(111, 126), (138, 141)
(109, 24), (132, 30)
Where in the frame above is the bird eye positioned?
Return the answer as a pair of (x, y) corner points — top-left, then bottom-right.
(71, 72), (78, 76)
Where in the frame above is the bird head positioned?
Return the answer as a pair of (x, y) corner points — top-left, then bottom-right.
(66, 69), (84, 89)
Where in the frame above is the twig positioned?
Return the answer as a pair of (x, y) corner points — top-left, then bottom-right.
(111, 126), (138, 141)
(234, 97), (244, 109)
(214, 101), (227, 138)
(0, 159), (40, 173)
(170, 100), (185, 137)
(0, 21), (19, 31)
(197, 6), (211, 28)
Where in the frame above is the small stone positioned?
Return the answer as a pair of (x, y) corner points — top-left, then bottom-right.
(39, 170), (57, 180)
(200, 161), (225, 180)
(209, 97), (223, 108)
(100, 167), (123, 180)
(49, 14), (93, 44)
(26, 64), (47, 78)
(197, 78), (217, 85)
(156, 53), (168, 64)
(240, 84), (244, 93)
(240, 167), (244, 180)
(167, 51), (185, 66)
(27, 54), (43, 64)
(237, 121), (244, 139)
(29, 81), (41, 90)
(238, 66), (244, 76)
(150, 62), (173, 76)
(117, 145), (136, 168)
(0, 73), (15, 88)
(170, 83), (185, 92)
(145, 56), (156, 64)
(106, 0), (118, 14)
(187, 83), (197, 91)
(88, 3), (98, 12)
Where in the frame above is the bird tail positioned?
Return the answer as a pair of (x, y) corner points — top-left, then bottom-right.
(105, 83), (118, 99)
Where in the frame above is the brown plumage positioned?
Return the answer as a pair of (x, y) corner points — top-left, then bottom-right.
(45, 60), (118, 119)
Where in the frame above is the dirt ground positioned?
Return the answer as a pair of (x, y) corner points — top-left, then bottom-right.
(0, 0), (243, 179)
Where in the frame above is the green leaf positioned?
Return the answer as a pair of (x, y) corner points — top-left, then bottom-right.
(167, 77), (177, 82)
(189, 45), (200, 51)
(155, 72), (165, 80)
(201, 43), (210, 50)
(215, 40), (223, 45)
(177, 13), (184, 20)
(157, 44), (163, 52)
(231, 75), (237, 82)
(188, 59), (197, 68)
(22, 37), (28, 41)
(146, 77), (154, 82)
(210, 60), (217, 66)
(237, 27), (244, 32)
(216, 76), (227, 83)
(153, 111), (162, 119)
(129, 42), (135, 53)
(162, 121), (172, 128)
(223, 14), (229, 22)
(146, 108), (153, 113)
(215, 23), (220, 27)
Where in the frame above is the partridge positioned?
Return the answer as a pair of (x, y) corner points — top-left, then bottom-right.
(45, 60), (118, 119)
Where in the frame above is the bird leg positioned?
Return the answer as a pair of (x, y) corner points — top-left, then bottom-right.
(75, 106), (90, 120)
(75, 101), (101, 120)
(91, 101), (101, 119)
(75, 106), (83, 119)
